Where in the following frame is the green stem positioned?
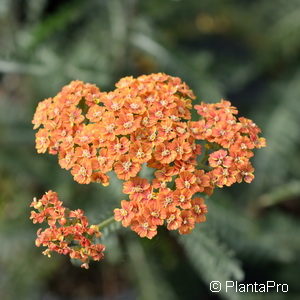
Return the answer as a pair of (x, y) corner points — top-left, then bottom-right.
(97, 216), (116, 230)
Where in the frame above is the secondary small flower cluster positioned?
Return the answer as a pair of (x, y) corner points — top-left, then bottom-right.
(32, 73), (266, 241)
(30, 190), (105, 268)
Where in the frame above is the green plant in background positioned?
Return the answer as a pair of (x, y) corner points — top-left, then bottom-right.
(1, 0), (300, 299)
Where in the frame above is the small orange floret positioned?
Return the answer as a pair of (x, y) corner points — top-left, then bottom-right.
(114, 155), (141, 180)
(131, 216), (157, 239)
(154, 143), (177, 164)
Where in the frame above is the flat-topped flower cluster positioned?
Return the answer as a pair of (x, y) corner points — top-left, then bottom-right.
(31, 73), (266, 265)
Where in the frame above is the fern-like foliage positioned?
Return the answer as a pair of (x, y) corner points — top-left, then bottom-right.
(253, 73), (300, 194)
(177, 228), (244, 300)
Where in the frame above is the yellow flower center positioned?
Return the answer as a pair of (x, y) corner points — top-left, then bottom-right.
(120, 209), (127, 216)
(155, 111), (163, 118)
(79, 167), (87, 176)
(122, 161), (132, 171)
(130, 103), (139, 109)
(179, 195), (186, 202)
(106, 124), (115, 133)
(142, 222), (149, 229)
(184, 181), (190, 188)
(136, 149), (145, 158)
(162, 150), (170, 157)
(111, 102), (120, 111)
(123, 121), (133, 129)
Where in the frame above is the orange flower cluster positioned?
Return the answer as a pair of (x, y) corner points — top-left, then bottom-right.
(30, 191), (105, 269)
(191, 100), (266, 187)
(32, 73), (266, 241)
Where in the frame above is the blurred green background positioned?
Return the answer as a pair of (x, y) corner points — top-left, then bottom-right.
(1, 0), (300, 299)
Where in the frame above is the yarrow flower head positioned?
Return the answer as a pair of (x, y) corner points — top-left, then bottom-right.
(31, 73), (266, 266)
